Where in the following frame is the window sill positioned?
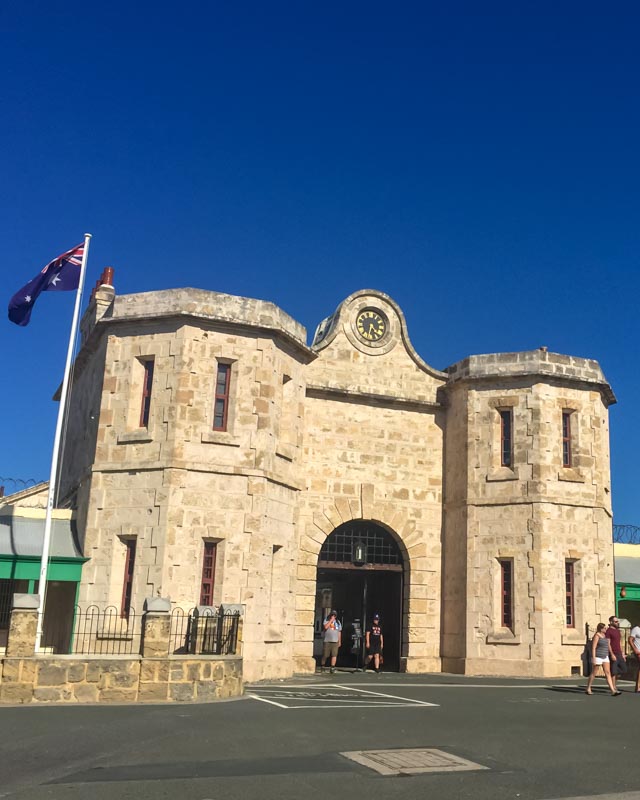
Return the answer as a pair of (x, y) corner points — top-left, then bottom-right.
(558, 468), (585, 483)
(486, 466), (519, 482)
(118, 429), (153, 444)
(201, 431), (240, 447)
(487, 630), (521, 645)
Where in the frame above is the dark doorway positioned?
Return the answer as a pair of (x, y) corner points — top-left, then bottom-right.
(314, 521), (404, 671)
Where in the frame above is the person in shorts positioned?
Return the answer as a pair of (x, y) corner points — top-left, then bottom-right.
(321, 610), (342, 674)
(628, 622), (640, 693)
(586, 622), (620, 696)
(365, 613), (384, 673)
(606, 615), (626, 690)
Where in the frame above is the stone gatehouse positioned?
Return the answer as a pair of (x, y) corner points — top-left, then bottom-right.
(56, 279), (616, 682)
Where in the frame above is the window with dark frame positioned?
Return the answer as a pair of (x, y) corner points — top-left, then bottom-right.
(562, 410), (573, 467)
(200, 542), (217, 606)
(565, 560), (575, 627)
(121, 539), (137, 619)
(499, 559), (513, 629)
(499, 409), (513, 467)
(213, 363), (231, 431)
(139, 359), (154, 428)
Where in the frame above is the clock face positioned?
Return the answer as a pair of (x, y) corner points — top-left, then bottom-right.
(356, 308), (387, 342)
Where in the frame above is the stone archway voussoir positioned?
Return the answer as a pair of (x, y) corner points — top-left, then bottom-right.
(312, 512), (334, 536)
(334, 497), (354, 524)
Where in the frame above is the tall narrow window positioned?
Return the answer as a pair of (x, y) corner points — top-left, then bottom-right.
(562, 410), (573, 467)
(565, 561), (575, 627)
(213, 363), (231, 431)
(200, 542), (217, 605)
(499, 409), (513, 467)
(499, 559), (513, 629)
(121, 539), (136, 619)
(139, 360), (154, 428)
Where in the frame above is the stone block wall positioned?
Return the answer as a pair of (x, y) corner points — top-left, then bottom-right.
(0, 655), (243, 705)
(55, 284), (617, 682)
(63, 293), (309, 683)
(443, 351), (615, 676)
(296, 291), (448, 674)
(0, 601), (243, 705)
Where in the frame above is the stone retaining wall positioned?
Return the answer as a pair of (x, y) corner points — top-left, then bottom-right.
(0, 594), (243, 704)
(0, 654), (242, 704)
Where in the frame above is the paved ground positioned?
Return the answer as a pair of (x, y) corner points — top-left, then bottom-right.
(2, 671), (640, 800)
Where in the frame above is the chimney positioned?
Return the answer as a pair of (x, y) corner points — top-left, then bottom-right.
(81, 267), (116, 345)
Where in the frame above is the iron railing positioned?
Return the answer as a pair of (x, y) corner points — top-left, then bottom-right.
(169, 608), (241, 656)
(44, 605), (141, 655)
(0, 579), (17, 631)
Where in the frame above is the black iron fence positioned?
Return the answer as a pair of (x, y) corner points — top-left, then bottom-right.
(44, 605), (142, 655)
(5, 602), (241, 657)
(169, 608), (241, 656)
(0, 580), (16, 631)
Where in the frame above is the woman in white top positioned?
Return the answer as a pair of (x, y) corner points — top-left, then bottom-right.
(586, 622), (620, 696)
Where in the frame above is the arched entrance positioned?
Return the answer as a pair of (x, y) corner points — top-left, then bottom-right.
(314, 520), (404, 671)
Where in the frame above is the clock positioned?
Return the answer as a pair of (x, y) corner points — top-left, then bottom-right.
(356, 308), (387, 342)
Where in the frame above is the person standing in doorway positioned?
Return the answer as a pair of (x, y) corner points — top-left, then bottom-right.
(321, 610), (342, 674)
(628, 622), (640, 693)
(366, 613), (384, 673)
(606, 615), (626, 691)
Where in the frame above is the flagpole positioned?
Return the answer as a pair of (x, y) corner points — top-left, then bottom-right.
(36, 233), (92, 651)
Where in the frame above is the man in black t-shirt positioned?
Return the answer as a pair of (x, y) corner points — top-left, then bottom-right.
(365, 613), (384, 673)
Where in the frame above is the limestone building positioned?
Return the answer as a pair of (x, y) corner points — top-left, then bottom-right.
(56, 278), (616, 682)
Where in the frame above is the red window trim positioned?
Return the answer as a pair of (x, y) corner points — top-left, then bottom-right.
(213, 363), (231, 432)
(499, 409), (513, 468)
(562, 410), (573, 468)
(565, 560), (575, 628)
(139, 359), (155, 428)
(200, 541), (217, 606)
(121, 539), (137, 619)
(499, 559), (513, 629)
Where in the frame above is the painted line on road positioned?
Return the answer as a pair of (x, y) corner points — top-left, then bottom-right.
(251, 682), (550, 689)
(545, 793), (640, 800)
(337, 682), (551, 689)
(247, 683), (439, 710)
(246, 694), (290, 709)
(339, 684), (437, 706)
(271, 704), (435, 710)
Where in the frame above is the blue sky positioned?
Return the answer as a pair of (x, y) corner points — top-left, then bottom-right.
(2, 3), (639, 521)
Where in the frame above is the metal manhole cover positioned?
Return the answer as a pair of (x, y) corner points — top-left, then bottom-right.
(341, 748), (488, 776)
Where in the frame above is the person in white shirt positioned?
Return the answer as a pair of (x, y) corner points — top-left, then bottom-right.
(628, 624), (640, 693)
(321, 611), (342, 674)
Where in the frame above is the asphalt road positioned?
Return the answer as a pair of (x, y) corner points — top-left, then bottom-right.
(1, 672), (640, 800)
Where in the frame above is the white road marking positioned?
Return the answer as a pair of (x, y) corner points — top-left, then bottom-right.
(332, 682), (552, 688)
(249, 682), (550, 689)
(247, 683), (438, 710)
(338, 684), (436, 706)
(545, 794), (640, 800)
(247, 694), (290, 709)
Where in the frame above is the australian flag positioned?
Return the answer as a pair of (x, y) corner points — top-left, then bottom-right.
(8, 243), (85, 326)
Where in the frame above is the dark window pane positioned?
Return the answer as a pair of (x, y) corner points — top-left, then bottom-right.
(213, 364), (231, 431)
(319, 522), (402, 566)
(140, 360), (154, 428)
(499, 410), (512, 467)
(121, 539), (137, 619)
(562, 412), (572, 467)
(500, 560), (513, 629)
